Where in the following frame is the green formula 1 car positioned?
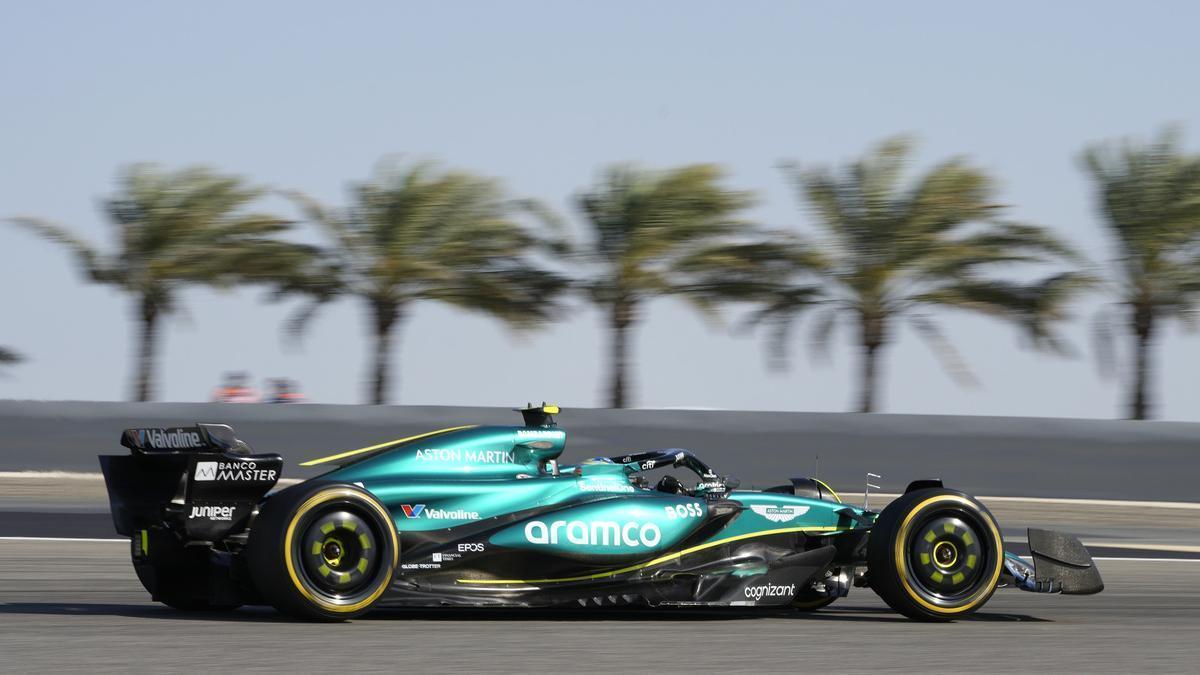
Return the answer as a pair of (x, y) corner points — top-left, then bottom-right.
(99, 404), (1102, 621)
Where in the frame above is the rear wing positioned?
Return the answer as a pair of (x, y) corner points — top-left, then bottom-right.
(101, 422), (280, 543)
(120, 423), (251, 454)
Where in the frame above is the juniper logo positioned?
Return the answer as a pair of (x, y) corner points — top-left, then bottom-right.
(139, 428), (202, 449)
(188, 505), (235, 521)
(749, 505), (810, 523)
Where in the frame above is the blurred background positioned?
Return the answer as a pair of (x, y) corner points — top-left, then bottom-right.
(3, 1), (1200, 421)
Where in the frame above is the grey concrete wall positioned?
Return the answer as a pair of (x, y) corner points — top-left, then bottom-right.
(1, 400), (1197, 500)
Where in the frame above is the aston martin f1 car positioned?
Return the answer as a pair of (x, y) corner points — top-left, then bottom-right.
(99, 405), (1103, 621)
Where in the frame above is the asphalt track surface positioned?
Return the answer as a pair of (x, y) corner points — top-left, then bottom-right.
(0, 541), (1197, 674)
(4, 400), (1200, 500)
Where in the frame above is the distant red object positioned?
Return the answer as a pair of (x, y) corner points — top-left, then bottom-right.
(212, 371), (260, 403)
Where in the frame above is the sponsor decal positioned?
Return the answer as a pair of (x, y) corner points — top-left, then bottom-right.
(415, 448), (516, 464)
(744, 583), (796, 601)
(400, 504), (480, 521)
(193, 460), (277, 482)
(695, 481), (727, 493)
(401, 562), (442, 570)
(139, 428), (203, 449)
(749, 504), (811, 523)
(457, 542), (485, 552)
(577, 479), (636, 493)
(663, 503), (704, 519)
(640, 460), (657, 470)
(432, 552), (443, 563)
(516, 429), (565, 439)
(524, 520), (662, 548)
(188, 505), (235, 521)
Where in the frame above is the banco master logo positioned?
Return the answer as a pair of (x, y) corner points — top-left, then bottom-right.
(139, 428), (202, 449)
(744, 583), (796, 601)
(749, 504), (810, 523)
(193, 460), (277, 482)
(524, 520), (662, 548)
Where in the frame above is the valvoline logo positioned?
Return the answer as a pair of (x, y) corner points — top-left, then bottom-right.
(401, 504), (425, 518)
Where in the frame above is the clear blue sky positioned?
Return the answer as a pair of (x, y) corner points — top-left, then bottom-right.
(2, 2), (1199, 419)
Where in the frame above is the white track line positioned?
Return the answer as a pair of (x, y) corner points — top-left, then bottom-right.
(3, 473), (1195, 509)
(0, 471), (104, 480)
(0, 536), (124, 543)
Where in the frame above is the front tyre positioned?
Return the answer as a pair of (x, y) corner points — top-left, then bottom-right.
(247, 482), (398, 621)
(867, 489), (1003, 621)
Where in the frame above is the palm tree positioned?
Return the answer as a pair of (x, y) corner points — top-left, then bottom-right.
(12, 165), (313, 401)
(1083, 129), (1200, 420)
(285, 160), (567, 405)
(755, 137), (1089, 413)
(0, 347), (20, 369)
(575, 164), (763, 408)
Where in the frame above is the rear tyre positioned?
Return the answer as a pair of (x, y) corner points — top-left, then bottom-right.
(867, 488), (1003, 621)
(246, 481), (398, 621)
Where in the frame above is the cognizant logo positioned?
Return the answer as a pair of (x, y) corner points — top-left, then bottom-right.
(744, 583), (796, 601)
(523, 520), (662, 548)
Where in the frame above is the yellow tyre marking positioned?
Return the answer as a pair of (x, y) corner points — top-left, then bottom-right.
(359, 533), (371, 549)
(894, 495), (1003, 616)
(283, 487), (399, 614)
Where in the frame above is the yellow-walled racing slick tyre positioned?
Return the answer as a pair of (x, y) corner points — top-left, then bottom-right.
(247, 481), (398, 621)
(866, 488), (1004, 621)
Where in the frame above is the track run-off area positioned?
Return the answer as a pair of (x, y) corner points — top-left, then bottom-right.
(0, 540), (1197, 674)
(2, 403), (1199, 672)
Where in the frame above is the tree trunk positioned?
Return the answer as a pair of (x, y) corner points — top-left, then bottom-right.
(368, 301), (401, 405)
(133, 296), (159, 402)
(607, 299), (635, 409)
(855, 312), (886, 414)
(1128, 303), (1154, 420)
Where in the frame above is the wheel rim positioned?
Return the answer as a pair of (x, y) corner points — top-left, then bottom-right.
(905, 512), (988, 605)
(294, 504), (383, 602)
